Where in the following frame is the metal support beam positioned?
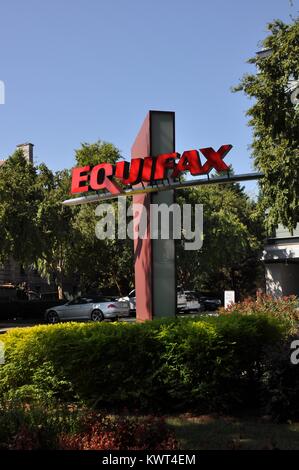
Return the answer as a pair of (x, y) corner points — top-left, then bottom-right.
(62, 172), (264, 207)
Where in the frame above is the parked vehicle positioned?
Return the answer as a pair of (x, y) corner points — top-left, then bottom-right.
(181, 290), (204, 313)
(45, 296), (130, 324)
(119, 288), (202, 314)
(40, 291), (60, 302)
(27, 290), (40, 301)
(198, 294), (222, 311)
(127, 289), (136, 313)
(118, 290), (136, 314)
(0, 284), (18, 301)
(177, 288), (187, 312)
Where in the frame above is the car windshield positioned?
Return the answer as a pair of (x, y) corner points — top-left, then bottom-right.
(88, 296), (114, 303)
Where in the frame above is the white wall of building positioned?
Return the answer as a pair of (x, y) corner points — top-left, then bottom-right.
(265, 263), (299, 297)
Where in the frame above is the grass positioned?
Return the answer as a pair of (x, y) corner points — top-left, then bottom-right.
(167, 414), (299, 450)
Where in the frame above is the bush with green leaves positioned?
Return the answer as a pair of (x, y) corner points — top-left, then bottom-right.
(219, 295), (299, 335)
(0, 315), (288, 413)
(157, 314), (288, 411)
(261, 337), (299, 421)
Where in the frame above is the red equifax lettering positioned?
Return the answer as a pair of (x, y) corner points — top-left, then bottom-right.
(154, 152), (178, 179)
(71, 165), (90, 193)
(70, 145), (232, 195)
(90, 163), (122, 195)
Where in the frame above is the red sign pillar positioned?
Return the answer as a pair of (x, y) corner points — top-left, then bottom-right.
(131, 111), (177, 321)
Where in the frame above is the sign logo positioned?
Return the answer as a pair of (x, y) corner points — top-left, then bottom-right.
(71, 145), (232, 195)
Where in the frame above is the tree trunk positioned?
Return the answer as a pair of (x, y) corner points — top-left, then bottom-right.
(57, 284), (64, 300)
(231, 268), (236, 292)
(113, 277), (122, 296)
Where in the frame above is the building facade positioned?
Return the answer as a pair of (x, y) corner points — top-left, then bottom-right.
(263, 224), (299, 297)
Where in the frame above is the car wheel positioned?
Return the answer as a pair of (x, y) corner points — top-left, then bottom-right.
(91, 309), (104, 322)
(47, 311), (60, 324)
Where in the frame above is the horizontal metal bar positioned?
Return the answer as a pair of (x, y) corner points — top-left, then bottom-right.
(62, 172), (264, 206)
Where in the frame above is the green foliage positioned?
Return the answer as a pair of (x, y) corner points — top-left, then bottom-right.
(0, 316), (287, 412)
(176, 182), (265, 296)
(72, 140), (134, 294)
(261, 338), (299, 421)
(70, 202), (133, 295)
(42, 167), (134, 296)
(219, 294), (299, 335)
(0, 150), (79, 297)
(0, 139), (264, 298)
(75, 140), (121, 166)
(0, 150), (42, 264)
(35, 168), (80, 297)
(234, 18), (299, 231)
(0, 141), (133, 297)
(157, 314), (285, 410)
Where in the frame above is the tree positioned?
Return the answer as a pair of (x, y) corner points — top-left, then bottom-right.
(75, 140), (121, 166)
(0, 151), (79, 298)
(234, 18), (299, 231)
(35, 168), (80, 299)
(70, 204), (133, 295)
(0, 142), (133, 298)
(70, 141), (134, 295)
(0, 143), (263, 300)
(176, 181), (265, 298)
(0, 150), (42, 265)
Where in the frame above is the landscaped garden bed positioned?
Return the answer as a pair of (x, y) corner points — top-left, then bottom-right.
(0, 296), (298, 449)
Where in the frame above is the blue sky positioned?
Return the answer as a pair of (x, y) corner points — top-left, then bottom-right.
(0, 0), (297, 196)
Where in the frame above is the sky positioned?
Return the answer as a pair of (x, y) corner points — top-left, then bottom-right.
(0, 0), (297, 197)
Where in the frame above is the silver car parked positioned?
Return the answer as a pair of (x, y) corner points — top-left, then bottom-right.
(45, 296), (130, 324)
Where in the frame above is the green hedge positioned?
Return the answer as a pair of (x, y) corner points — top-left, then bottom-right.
(0, 315), (287, 412)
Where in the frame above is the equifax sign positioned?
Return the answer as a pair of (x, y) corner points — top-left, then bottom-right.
(71, 144), (232, 195)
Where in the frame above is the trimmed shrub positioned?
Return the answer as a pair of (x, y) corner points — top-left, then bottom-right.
(0, 321), (165, 408)
(0, 315), (287, 413)
(261, 337), (299, 421)
(156, 314), (286, 411)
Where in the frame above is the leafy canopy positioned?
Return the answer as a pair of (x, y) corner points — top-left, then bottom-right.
(176, 181), (264, 296)
(234, 18), (299, 231)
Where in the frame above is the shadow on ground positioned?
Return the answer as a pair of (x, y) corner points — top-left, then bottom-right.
(167, 414), (299, 450)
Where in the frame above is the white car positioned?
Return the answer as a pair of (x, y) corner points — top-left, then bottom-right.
(177, 288), (187, 312)
(182, 291), (204, 313)
(119, 288), (190, 314)
(118, 290), (136, 313)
